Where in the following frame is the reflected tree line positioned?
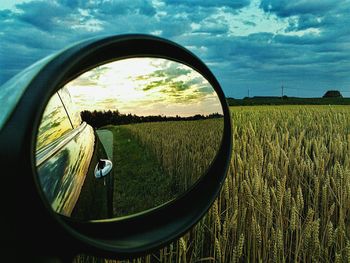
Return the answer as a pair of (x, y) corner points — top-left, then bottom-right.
(80, 110), (223, 129)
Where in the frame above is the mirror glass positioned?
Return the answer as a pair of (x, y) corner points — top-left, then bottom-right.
(35, 57), (224, 220)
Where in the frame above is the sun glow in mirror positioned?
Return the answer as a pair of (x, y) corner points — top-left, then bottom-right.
(35, 57), (224, 220)
(65, 58), (222, 116)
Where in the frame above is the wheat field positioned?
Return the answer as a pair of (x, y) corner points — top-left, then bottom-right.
(75, 105), (350, 263)
(122, 118), (224, 195)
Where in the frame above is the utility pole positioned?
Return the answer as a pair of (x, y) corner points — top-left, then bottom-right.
(281, 84), (284, 97)
(248, 88), (250, 98)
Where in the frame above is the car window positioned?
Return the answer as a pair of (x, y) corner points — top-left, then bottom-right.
(58, 87), (82, 128)
(36, 93), (73, 151)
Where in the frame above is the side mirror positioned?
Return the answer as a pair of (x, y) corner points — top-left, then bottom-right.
(0, 34), (232, 261)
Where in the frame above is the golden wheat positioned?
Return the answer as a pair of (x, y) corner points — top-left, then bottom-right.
(74, 105), (350, 263)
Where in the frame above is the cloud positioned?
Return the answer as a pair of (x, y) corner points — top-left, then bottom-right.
(0, 0), (349, 100)
(16, 1), (71, 31)
(0, 9), (12, 19)
(193, 17), (229, 35)
(55, 0), (156, 16)
(260, 0), (340, 17)
(143, 80), (165, 91)
(0, 0), (161, 84)
(260, 0), (350, 38)
(243, 20), (256, 26)
(175, 28), (350, 98)
(0, 0), (244, 87)
(140, 61), (201, 92)
(97, 0), (156, 16)
(164, 0), (251, 10)
(130, 60), (216, 103)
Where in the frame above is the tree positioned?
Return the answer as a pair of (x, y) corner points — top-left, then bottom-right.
(323, 90), (343, 98)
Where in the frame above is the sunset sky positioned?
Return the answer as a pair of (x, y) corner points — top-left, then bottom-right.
(64, 58), (222, 116)
(1, 0), (349, 98)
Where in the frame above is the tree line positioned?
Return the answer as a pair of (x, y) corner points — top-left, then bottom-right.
(80, 110), (223, 129)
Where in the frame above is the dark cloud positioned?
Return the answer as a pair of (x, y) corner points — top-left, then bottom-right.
(243, 20), (256, 26)
(166, 81), (191, 92)
(54, 0), (156, 16)
(135, 60), (214, 103)
(193, 18), (229, 35)
(198, 86), (215, 94)
(175, 28), (350, 98)
(0, 9), (12, 19)
(57, 0), (82, 9)
(155, 16), (192, 38)
(91, 0), (156, 16)
(140, 61), (193, 91)
(260, 0), (340, 17)
(0, 0), (161, 84)
(160, 80), (211, 103)
(153, 61), (192, 78)
(291, 14), (322, 30)
(164, 0), (251, 10)
(0, 0), (244, 86)
(16, 1), (71, 31)
(143, 80), (165, 91)
(261, 0), (350, 39)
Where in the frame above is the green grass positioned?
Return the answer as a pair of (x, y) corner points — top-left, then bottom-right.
(104, 125), (177, 217)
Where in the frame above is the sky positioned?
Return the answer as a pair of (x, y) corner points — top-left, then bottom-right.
(1, 0), (349, 98)
(64, 57), (222, 116)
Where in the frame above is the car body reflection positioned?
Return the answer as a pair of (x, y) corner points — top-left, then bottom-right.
(35, 88), (110, 219)
(36, 123), (95, 216)
(36, 93), (73, 151)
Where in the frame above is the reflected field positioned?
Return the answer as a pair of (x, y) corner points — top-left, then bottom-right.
(106, 118), (223, 217)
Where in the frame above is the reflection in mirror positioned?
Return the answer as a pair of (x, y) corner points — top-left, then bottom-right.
(35, 58), (224, 220)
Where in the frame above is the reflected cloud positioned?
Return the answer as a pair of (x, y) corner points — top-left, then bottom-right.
(64, 57), (222, 117)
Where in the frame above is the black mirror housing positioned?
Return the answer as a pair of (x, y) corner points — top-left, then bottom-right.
(0, 34), (232, 261)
